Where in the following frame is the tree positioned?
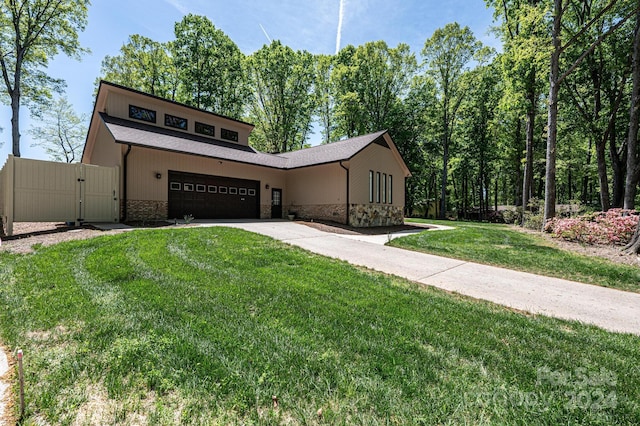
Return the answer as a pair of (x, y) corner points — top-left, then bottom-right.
(455, 51), (501, 220)
(0, 0), (89, 157)
(314, 54), (336, 144)
(543, 0), (637, 224)
(625, 9), (640, 211)
(246, 41), (316, 153)
(29, 95), (86, 162)
(332, 41), (417, 139)
(173, 14), (248, 119)
(487, 0), (547, 221)
(422, 23), (481, 219)
(99, 35), (179, 100)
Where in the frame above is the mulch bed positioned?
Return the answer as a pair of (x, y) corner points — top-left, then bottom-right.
(297, 219), (431, 235)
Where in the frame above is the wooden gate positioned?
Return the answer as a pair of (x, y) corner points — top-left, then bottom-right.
(0, 155), (119, 236)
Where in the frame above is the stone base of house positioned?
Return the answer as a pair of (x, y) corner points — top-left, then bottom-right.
(124, 200), (168, 222)
(289, 204), (348, 224)
(349, 204), (404, 227)
(260, 204), (272, 219)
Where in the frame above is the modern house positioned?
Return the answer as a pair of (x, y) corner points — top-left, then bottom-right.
(82, 81), (411, 227)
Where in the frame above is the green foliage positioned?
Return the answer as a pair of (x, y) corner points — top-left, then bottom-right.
(421, 23), (483, 217)
(246, 41), (316, 153)
(0, 0), (90, 155)
(1, 228), (639, 423)
(331, 41), (417, 139)
(173, 14), (248, 119)
(398, 219), (640, 292)
(99, 34), (179, 100)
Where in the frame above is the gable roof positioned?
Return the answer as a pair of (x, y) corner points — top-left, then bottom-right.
(99, 113), (409, 173)
(100, 113), (287, 168)
(278, 130), (388, 169)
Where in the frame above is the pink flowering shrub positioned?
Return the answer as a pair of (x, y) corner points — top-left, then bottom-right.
(545, 209), (638, 245)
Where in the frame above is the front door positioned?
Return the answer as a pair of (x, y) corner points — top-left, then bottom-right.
(271, 188), (282, 219)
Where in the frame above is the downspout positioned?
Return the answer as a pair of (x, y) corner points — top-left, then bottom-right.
(339, 161), (349, 225)
(122, 144), (132, 222)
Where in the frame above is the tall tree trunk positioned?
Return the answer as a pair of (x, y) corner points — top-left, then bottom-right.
(610, 119), (626, 207)
(625, 11), (640, 254)
(625, 11), (640, 210)
(514, 119), (524, 206)
(596, 136), (611, 210)
(522, 85), (536, 222)
(583, 138), (593, 204)
(11, 92), (21, 157)
(544, 0), (563, 226)
(440, 106), (449, 219)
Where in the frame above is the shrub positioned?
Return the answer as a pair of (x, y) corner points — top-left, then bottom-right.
(546, 209), (638, 245)
(501, 208), (522, 225)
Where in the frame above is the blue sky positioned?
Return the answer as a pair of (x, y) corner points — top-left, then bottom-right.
(0, 0), (499, 161)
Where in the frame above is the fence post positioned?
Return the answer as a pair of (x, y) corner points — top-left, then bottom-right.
(5, 155), (14, 236)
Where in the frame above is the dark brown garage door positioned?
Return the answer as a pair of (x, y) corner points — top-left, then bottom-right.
(168, 171), (260, 220)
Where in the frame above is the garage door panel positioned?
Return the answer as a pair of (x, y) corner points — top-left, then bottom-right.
(168, 170), (259, 220)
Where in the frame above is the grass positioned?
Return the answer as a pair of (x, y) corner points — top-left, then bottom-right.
(392, 219), (640, 293)
(0, 227), (638, 424)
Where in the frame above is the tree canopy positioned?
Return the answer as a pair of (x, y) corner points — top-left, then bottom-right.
(0, 0), (90, 157)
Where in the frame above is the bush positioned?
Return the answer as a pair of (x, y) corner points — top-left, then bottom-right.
(545, 209), (638, 245)
(501, 208), (522, 225)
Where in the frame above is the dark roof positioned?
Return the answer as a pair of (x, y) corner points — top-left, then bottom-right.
(100, 113), (390, 170)
(279, 130), (389, 169)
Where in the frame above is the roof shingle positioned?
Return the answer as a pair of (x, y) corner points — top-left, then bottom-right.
(101, 113), (389, 170)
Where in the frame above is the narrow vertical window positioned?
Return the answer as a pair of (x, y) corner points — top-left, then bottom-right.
(388, 175), (393, 204)
(382, 173), (387, 204)
(376, 172), (381, 203)
(369, 170), (374, 203)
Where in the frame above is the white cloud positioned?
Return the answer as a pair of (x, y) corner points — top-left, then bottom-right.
(335, 0), (345, 54)
(259, 23), (272, 43)
(164, 0), (190, 16)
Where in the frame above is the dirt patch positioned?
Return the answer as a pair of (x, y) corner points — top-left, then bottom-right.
(0, 223), (111, 254)
(0, 345), (15, 426)
(298, 220), (431, 235)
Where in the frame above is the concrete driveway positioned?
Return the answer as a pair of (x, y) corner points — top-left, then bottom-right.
(199, 219), (640, 336)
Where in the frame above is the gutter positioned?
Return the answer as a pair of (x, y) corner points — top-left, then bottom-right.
(339, 161), (349, 225)
(122, 144), (132, 221)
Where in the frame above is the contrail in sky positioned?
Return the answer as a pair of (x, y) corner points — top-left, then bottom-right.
(335, 0), (345, 54)
(259, 23), (272, 43)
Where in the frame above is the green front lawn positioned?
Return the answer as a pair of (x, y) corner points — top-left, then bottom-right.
(393, 219), (640, 293)
(0, 227), (638, 424)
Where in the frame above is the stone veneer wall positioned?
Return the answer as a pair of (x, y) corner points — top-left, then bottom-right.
(124, 200), (168, 221)
(260, 204), (272, 219)
(290, 204), (347, 224)
(349, 204), (404, 227)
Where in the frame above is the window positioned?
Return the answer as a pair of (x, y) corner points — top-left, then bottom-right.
(165, 114), (188, 130)
(208, 185), (217, 193)
(369, 170), (374, 203)
(239, 188), (247, 195)
(382, 173), (387, 204)
(376, 172), (381, 203)
(195, 122), (215, 137)
(196, 184), (206, 192)
(221, 128), (239, 142)
(229, 187), (238, 195)
(183, 183), (194, 192)
(219, 186), (228, 194)
(170, 182), (181, 191)
(129, 105), (156, 123)
(388, 175), (393, 204)
(248, 189), (256, 196)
